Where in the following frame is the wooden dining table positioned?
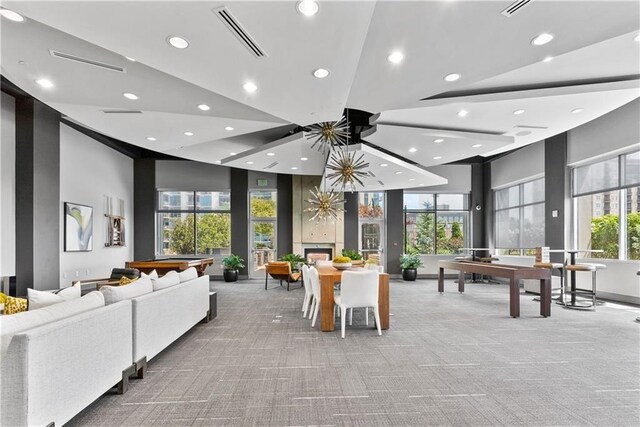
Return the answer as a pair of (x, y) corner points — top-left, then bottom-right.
(315, 265), (390, 332)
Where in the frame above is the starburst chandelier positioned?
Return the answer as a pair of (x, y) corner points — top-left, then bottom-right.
(305, 186), (345, 223)
(304, 115), (349, 153)
(326, 149), (370, 191)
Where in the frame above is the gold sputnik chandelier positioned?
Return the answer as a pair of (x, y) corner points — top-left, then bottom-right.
(326, 149), (370, 191)
(305, 186), (345, 223)
(304, 115), (349, 153)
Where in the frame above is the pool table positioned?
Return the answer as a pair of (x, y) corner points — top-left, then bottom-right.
(126, 258), (214, 277)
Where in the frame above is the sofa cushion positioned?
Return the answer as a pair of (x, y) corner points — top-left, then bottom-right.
(151, 270), (180, 291)
(178, 267), (198, 283)
(100, 275), (152, 304)
(1, 291), (105, 355)
(148, 269), (159, 280)
(27, 282), (81, 310)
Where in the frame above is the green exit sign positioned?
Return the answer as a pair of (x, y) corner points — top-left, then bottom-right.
(257, 179), (268, 187)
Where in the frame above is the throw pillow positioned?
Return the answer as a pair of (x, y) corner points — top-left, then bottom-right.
(100, 274), (153, 304)
(119, 276), (138, 286)
(28, 282), (81, 310)
(178, 267), (198, 283)
(3, 295), (28, 314)
(151, 270), (180, 291)
(148, 269), (159, 280)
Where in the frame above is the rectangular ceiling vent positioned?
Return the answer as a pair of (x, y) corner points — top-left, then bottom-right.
(213, 6), (267, 58)
(102, 109), (143, 114)
(515, 125), (549, 129)
(377, 180), (385, 187)
(368, 171), (376, 178)
(501, 0), (534, 17)
(49, 50), (125, 73)
(263, 161), (279, 170)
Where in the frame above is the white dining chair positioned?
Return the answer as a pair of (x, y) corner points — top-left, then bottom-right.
(300, 264), (314, 318)
(333, 270), (381, 338)
(315, 260), (333, 267)
(307, 267), (322, 327)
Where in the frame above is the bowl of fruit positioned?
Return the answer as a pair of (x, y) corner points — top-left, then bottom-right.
(332, 256), (352, 270)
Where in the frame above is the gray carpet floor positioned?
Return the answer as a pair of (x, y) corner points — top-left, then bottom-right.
(68, 279), (640, 426)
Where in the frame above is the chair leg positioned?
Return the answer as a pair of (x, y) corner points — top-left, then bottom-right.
(592, 270), (597, 309)
(373, 306), (382, 336)
(311, 301), (320, 327)
(265, 273), (268, 290)
(302, 294), (310, 317)
(341, 306), (347, 338)
(365, 307), (369, 326)
(309, 299), (316, 320)
(287, 278), (290, 291)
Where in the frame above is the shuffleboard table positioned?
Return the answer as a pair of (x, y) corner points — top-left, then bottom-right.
(126, 258), (214, 277)
(437, 260), (551, 318)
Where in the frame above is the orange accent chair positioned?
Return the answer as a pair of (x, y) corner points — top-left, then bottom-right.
(265, 261), (302, 291)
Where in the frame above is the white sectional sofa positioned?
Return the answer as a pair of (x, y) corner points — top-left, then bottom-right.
(130, 273), (210, 377)
(0, 292), (134, 427)
(0, 268), (212, 426)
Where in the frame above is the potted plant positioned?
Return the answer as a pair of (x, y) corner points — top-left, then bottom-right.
(332, 256), (352, 270)
(279, 253), (306, 272)
(341, 249), (363, 265)
(400, 253), (423, 281)
(221, 254), (245, 282)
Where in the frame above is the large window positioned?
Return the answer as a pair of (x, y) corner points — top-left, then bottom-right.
(404, 193), (469, 254)
(495, 178), (545, 255)
(573, 150), (640, 260)
(157, 191), (231, 257)
(250, 191), (277, 277)
(359, 192), (385, 264)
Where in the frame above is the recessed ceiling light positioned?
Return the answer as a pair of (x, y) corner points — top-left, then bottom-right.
(513, 109), (525, 115)
(409, 148), (417, 153)
(409, 178), (415, 181)
(433, 138), (444, 143)
(472, 144), (482, 148)
(291, 166), (298, 170)
(35, 78), (54, 89)
(635, 34), (640, 42)
(230, 152), (237, 156)
(296, 0), (319, 16)
(395, 171), (402, 175)
(125, 56), (136, 62)
(313, 68), (329, 79)
(225, 126), (234, 131)
(571, 108), (584, 114)
(457, 110), (468, 117)
(380, 163), (388, 167)
(0, 8), (25, 22)
(197, 104), (210, 111)
(433, 156), (442, 160)
(267, 152), (276, 157)
(123, 92), (139, 100)
(301, 157), (308, 161)
(387, 51), (404, 64)
(167, 36), (189, 49)
(246, 161), (254, 165)
(215, 160), (222, 164)
(531, 32), (554, 46)
(444, 73), (461, 82)
(184, 131), (194, 136)
(243, 81), (258, 93)
(146, 137), (156, 141)
(542, 56), (554, 63)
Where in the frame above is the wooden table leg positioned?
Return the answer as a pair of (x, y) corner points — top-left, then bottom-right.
(379, 274), (390, 330)
(458, 271), (465, 293)
(438, 267), (444, 292)
(509, 278), (520, 318)
(320, 275), (335, 332)
(540, 278), (551, 317)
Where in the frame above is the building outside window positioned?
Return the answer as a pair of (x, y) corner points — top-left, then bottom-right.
(404, 193), (469, 255)
(156, 191), (231, 266)
(573, 150), (640, 260)
(494, 178), (545, 256)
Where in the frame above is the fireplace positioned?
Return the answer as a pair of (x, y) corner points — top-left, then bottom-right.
(303, 247), (333, 261)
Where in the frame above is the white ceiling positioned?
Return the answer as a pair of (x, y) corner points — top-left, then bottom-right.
(2, 0), (639, 188)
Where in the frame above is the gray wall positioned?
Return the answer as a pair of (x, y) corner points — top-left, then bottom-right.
(15, 98), (60, 294)
(156, 160), (230, 190)
(545, 133), (570, 263)
(134, 158), (156, 260)
(230, 168), (248, 276)
(277, 174), (293, 256)
(471, 164), (486, 248)
(1, 93), (16, 277)
(386, 189), (404, 274)
(344, 192), (359, 251)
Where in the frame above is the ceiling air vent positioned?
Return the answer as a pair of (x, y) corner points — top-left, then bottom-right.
(102, 110), (143, 114)
(213, 6), (267, 58)
(49, 50), (125, 73)
(377, 180), (385, 187)
(263, 162), (279, 170)
(501, 0), (534, 17)
(515, 125), (548, 129)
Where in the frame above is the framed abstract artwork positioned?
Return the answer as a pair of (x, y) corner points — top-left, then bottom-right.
(64, 202), (93, 252)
